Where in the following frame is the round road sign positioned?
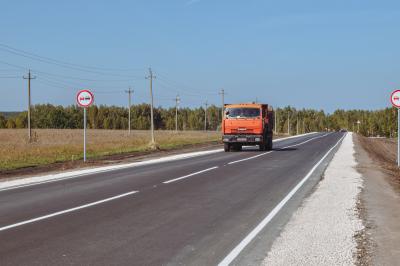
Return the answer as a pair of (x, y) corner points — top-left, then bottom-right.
(391, 90), (400, 108)
(77, 90), (94, 107)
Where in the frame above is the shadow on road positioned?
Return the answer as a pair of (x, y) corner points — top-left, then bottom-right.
(273, 147), (298, 151)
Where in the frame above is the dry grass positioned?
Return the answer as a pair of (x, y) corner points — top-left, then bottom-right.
(0, 129), (221, 170)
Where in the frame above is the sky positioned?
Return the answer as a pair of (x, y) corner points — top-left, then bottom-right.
(0, 0), (399, 113)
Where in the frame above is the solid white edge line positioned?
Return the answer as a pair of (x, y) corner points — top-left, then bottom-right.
(163, 166), (219, 184)
(0, 132), (319, 192)
(218, 133), (347, 266)
(0, 190), (139, 232)
(0, 150), (223, 192)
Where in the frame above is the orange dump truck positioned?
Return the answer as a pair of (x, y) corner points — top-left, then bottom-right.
(222, 103), (274, 152)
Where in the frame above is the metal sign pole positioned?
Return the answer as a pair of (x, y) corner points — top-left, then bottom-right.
(77, 89), (93, 163)
(84, 107), (87, 162)
(397, 108), (400, 167)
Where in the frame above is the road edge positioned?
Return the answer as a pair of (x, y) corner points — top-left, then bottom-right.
(0, 132), (319, 191)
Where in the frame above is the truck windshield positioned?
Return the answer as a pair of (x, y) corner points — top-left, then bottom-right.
(226, 108), (260, 118)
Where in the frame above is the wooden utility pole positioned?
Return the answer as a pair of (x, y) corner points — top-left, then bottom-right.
(174, 94), (180, 132)
(204, 101), (208, 131)
(219, 89), (225, 123)
(146, 68), (156, 144)
(125, 88), (133, 135)
(288, 111), (290, 135)
(23, 69), (36, 142)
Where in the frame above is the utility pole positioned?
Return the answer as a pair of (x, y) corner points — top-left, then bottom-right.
(174, 94), (180, 132)
(204, 101), (208, 131)
(125, 88), (133, 135)
(288, 111), (290, 135)
(23, 69), (36, 142)
(303, 120), (305, 134)
(219, 89), (225, 123)
(146, 68), (156, 144)
(275, 109), (278, 134)
(297, 116), (299, 135)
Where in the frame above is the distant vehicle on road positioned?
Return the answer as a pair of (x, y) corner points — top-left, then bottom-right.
(222, 103), (274, 152)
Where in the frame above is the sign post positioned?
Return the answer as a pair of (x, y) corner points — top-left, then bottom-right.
(77, 90), (94, 162)
(390, 90), (400, 167)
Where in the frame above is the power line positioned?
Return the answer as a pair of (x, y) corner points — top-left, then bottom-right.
(0, 60), (28, 70)
(0, 43), (146, 73)
(155, 70), (218, 95)
(37, 77), (128, 94)
(35, 69), (141, 82)
(0, 76), (20, 79)
(156, 80), (205, 98)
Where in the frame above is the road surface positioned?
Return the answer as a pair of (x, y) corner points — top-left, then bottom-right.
(0, 132), (345, 265)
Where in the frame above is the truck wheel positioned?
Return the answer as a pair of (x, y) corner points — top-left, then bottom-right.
(224, 143), (231, 152)
(259, 142), (266, 151)
(267, 137), (273, 151)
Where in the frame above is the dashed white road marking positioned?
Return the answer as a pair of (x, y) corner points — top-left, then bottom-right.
(0, 132), (319, 192)
(227, 152), (273, 165)
(218, 133), (345, 266)
(280, 133), (330, 150)
(0, 190), (139, 232)
(163, 166), (219, 184)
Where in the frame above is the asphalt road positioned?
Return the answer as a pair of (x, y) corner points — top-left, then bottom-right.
(0, 132), (345, 266)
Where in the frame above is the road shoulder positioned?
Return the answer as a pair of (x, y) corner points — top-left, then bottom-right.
(354, 135), (400, 265)
(261, 133), (363, 265)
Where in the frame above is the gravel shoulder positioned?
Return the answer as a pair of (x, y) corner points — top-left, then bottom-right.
(261, 133), (363, 265)
(355, 135), (400, 265)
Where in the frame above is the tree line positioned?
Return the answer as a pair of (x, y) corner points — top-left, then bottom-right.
(275, 106), (395, 137)
(0, 104), (394, 137)
(0, 104), (221, 131)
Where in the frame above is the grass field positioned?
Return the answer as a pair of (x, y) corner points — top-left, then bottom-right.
(0, 129), (221, 171)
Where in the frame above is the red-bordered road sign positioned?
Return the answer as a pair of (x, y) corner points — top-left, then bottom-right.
(77, 90), (94, 107)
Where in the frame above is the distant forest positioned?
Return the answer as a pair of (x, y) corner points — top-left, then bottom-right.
(0, 104), (394, 137)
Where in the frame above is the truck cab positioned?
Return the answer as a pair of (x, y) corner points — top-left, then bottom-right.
(222, 103), (274, 152)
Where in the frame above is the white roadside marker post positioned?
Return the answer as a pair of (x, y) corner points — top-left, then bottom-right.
(77, 90), (94, 163)
(390, 90), (400, 167)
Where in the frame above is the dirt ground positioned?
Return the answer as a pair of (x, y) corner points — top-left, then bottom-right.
(355, 135), (400, 265)
(358, 136), (400, 190)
